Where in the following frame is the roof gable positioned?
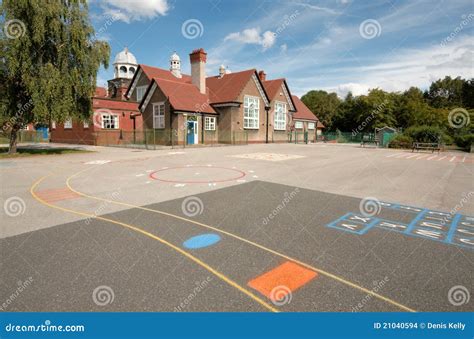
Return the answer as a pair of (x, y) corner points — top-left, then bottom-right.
(126, 64), (192, 98)
(291, 95), (320, 123)
(206, 69), (270, 106)
(263, 79), (296, 111)
(140, 77), (216, 114)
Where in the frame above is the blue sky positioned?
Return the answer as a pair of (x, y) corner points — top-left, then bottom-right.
(89, 0), (473, 97)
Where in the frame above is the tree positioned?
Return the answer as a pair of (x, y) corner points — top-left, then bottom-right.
(1, 0), (110, 153)
(301, 90), (340, 129)
(426, 76), (465, 108)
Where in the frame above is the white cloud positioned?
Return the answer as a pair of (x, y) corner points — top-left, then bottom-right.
(224, 28), (276, 50)
(313, 35), (474, 97)
(280, 44), (288, 53)
(100, 0), (169, 23)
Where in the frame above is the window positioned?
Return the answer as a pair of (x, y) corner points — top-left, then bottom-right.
(136, 86), (147, 102)
(205, 117), (216, 131)
(64, 118), (72, 129)
(295, 121), (303, 129)
(308, 122), (315, 130)
(244, 96), (259, 129)
(83, 121), (89, 128)
(274, 102), (287, 130)
(101, 114), (119, 129)
(153, 103), (165, 129)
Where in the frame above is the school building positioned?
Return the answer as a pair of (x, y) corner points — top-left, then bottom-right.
(51, 47), (323, 146)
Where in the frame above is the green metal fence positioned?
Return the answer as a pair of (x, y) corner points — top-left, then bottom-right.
(321, 132), (375, 143)
(94, 129), (248, 149)
(0, 131), (49, 144)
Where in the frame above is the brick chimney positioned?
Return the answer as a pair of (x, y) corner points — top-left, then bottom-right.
(190, 48), (207, 94)
(258, 70), (266, 82)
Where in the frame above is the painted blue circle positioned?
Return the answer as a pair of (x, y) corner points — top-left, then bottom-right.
(183, 233), (221, 249)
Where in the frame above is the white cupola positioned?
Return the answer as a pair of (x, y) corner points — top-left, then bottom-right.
(113, 47), (138, 79)
(170, 52), (182, 78)
(219, 64), (226, 78)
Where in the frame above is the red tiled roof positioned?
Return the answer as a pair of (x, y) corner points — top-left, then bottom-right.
(152, 78), (217, 114)
(93, 98), (139, 111)
(206, 69), (257, 104)
(94, 87), (107, 98)
(291, 95), (321, 124)
(262, 79), (284, 100)
(140, 64), (192, 84)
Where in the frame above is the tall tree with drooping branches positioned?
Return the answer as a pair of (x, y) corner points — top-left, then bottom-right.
(1, 0), (110, 153)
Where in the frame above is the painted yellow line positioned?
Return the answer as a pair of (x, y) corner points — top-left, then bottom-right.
(31, 175), (278, 313)
(66, 168), (417, 312)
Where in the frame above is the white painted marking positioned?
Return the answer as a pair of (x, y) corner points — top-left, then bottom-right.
(195, 172), (200, 175)
(208, 183), (217, 187)
(85, 160), (111, 165)
(252, 175), (258, 178)
(462, 156), (466, 163)
(437, 156), (447, 161)
(146, 181), (151, 184)
(168, 151), (185, 155)
(449, 156), (456, 162)
(174, 183), (186, 187)
(136, 174), (144, 177)
(207, 164), (212, 167)
(415, 154), (429, 160)
(407, 154), (419, 159)
(146, 170), (154, 173)
(249, 170), (255, 173)
(386, 153), (401, 158)
(236, 179), (247, 183)
(395, 153), (410, 158)
(427, 155), (437, 160)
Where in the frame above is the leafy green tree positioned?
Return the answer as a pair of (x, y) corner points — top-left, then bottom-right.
(461, 79), (474, 109)
(350, 89), (397, 133)
(426, 76), (465, 108)
(301, 90), (340, 129)
(1, 0), (110, 153)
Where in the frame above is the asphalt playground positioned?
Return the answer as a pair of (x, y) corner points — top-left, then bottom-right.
(1, 143), (473, 312)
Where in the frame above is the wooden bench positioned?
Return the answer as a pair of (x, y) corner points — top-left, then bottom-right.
(361, 136), (378, 147)
(412, 142), (441, 153)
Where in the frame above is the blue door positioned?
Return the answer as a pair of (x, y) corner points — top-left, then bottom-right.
(187, 121), (195, 144)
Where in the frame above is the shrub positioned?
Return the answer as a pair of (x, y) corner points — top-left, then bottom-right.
(404, 125), (449, 143)
(454, 134), (474, 150)
(389, 134), (413, 149)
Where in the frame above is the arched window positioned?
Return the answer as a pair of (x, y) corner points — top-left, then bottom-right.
(129, 67), (136, 75)
(120, 66), (127, 75)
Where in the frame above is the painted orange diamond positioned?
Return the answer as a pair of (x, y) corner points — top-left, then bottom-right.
(36, 188), (80, 203)
(248, 261), (318, 301)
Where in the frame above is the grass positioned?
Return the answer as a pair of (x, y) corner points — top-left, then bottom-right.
(0, 147), (93, 158)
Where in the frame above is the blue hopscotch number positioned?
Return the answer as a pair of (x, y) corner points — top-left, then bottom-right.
(325, 205), (474, 250)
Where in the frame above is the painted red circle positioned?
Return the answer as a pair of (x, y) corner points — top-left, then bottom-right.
(149, 165), (246, 184)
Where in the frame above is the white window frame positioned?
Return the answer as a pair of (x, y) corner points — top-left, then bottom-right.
(205, 116), (216, 131)
(101, 114), (119, 129)
(83, 121), (89, 129)
(274, 102), (287, 131)
(153, 102), (165, 129)
(64, 118), (73, 129)
(243, 95), (259, 129)
(295, 121), (303, 129)
(51, 121), (56, 129)
(308, 122), (315, 130)
(136, 86), (148, 102)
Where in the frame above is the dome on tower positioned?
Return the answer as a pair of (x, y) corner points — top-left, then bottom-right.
(170, 52), (181, 62)
(170, 52), (181, 78)
(113, 47), (138, 79)
(114, 47), (137, 65)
